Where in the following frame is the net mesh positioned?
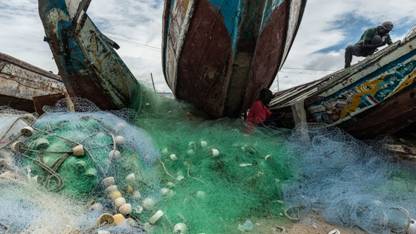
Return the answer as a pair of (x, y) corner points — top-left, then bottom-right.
(282, 127), (416, 234)
(11, 90), (293, 233)
(1, 85), (415, 233)
(19, 111), (160, 198)
(136, 107), (293, 233)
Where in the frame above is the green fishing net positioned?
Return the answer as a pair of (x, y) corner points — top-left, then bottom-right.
(133, 91), (294, 233)
(18, 111), (158, 199)
(14, 87), (294, 233)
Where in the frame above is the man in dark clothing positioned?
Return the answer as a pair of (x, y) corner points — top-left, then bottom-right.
(344, 21), (394, 68)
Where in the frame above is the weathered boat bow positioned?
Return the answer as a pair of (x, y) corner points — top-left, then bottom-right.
(270, 29), (416, 139)
(39, 0), (141, 110)
(163, 0), (307, 118)
(0, 52), (66, 112)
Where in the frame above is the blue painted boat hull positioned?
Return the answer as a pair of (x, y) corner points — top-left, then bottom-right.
(38, 0), (141, 110)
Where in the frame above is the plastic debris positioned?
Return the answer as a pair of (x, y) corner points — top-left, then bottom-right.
(238, 219), (254, 232)
(149, 210), (164, 224)
(169, 154), (178, 161)
(328, 229), (340, 234)
(210, 148), (220, 157)
(174, 223), (187, 233)
(97, 230), (110, 234)
(409, 219), (416, 234)
(200, 140), (208, 148)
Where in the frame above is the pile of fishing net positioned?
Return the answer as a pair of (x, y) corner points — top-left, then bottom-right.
(282, 127), (416, 234)
(0, 180), (94, 234)
(0, 109), (37, 182)
(136, 102), (293, 233)
(0, 96), (294, 233)
(0, 110), (90, 233)
(0, 105), (154, 233)
(3, 87), (416, 234)
(17, 110), (160, 198)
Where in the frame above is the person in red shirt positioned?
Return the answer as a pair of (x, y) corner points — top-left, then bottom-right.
(246, 89), (273, 132)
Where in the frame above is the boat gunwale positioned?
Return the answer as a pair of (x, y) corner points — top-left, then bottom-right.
(270, 41), (403, 109)
(0, 52), (62, 83)
(271, 30), (416, 109)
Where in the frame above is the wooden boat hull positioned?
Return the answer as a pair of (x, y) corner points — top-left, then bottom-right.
(38, 0), (141, 110)
(0, 52), (65, 112)
(270, 31), (416, 139)
(162, 0), (306, 117)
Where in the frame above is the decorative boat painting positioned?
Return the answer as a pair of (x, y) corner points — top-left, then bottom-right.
(270, 30), (416, 138)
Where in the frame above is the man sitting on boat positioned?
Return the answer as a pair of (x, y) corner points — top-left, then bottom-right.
(245, 89), (273, 132)
(344, 21), (394, 68)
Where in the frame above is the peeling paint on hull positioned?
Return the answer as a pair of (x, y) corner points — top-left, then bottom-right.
(38, 0), (141, 110)
(163, 0), (307, 118)
(0, 52), (66, 112)
(270, 31), (416, 139)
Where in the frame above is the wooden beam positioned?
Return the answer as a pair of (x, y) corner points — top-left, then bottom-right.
(291, 100), (310, 143)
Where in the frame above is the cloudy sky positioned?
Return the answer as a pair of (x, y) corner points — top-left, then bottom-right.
(1, 0), (416, 92)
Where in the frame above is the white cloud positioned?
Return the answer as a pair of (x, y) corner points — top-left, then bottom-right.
(0, 1), (56, 72)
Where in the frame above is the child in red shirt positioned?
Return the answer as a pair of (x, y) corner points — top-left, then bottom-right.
(246, 89), (273, 132)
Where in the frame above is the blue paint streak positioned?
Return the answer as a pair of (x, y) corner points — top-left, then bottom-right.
(45, 0), (69, 14)
(56, 20), (87, 74)
(262, 0), (284, 26)
(44, 0), (87, 74)
(209, 0), (241, 47)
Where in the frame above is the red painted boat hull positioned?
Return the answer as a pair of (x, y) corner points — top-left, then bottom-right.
(163, 0), (307, 117)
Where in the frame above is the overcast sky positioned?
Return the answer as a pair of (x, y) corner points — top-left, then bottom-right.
(1, 0), (415, 92)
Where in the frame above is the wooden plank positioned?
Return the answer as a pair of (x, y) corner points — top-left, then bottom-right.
(0, 52), (66, 112)
(33, 93), (66, 115)
(291, 100), (310, 143)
